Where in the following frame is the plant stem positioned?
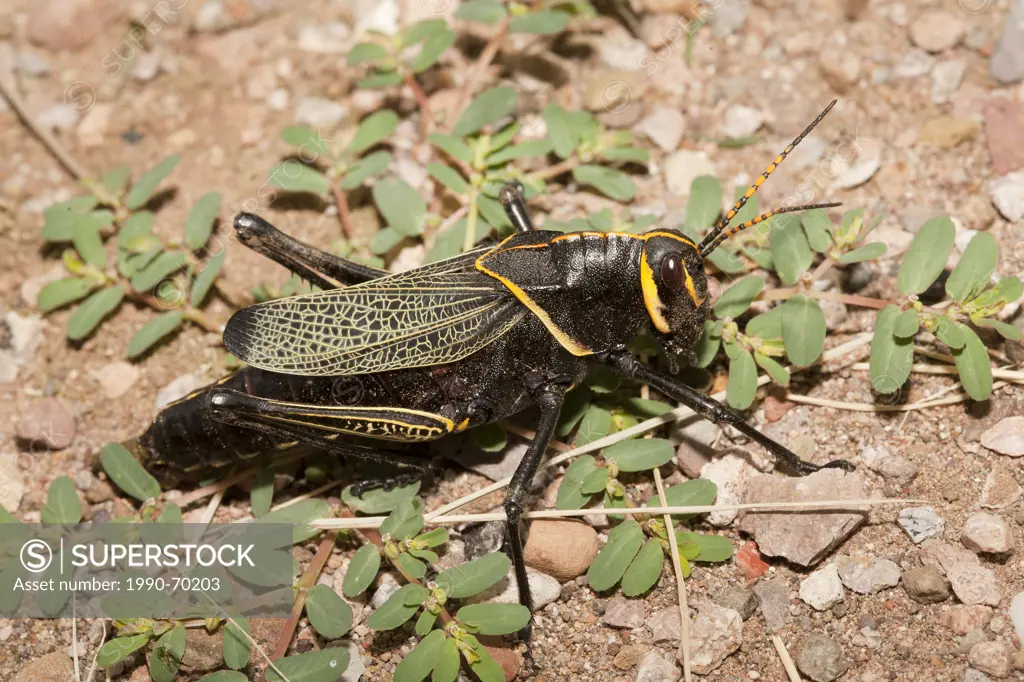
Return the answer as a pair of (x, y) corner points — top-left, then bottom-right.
(451, 19), (509, 127)
(464, 189), (479, 253)
(809, 256), (835, 283)
(529, 158), (580, 182)
(0, 48), (90, 180)
(403, 71), (433, 139)
(759, 287), (894, 310)
(333, 186), (354, 239)
(261, 530), (338, 680)
(123, 289), (223, 333)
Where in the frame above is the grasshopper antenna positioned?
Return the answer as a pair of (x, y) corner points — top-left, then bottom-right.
(698, 100), (840, 258)
(499, 181), (534, 232)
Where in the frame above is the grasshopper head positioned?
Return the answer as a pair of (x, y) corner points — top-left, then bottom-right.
(639, 229), (710, 371)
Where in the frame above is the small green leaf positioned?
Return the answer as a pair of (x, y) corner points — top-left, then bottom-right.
(556, 387), (592, 436)
(348, 42), (390, 65)
(415, 609), (438, 636)
(769, 214), (813, 286)
(542, 103), (576, 159)
(621, 539), (664, 597)
(676, 531), (733, 562)
(370, 226), (404, 256)
(222, 618), (251, 670)
(934, 316), (965, 349)
(348, 110), (400, 154)
(149, 624), (186, 682)
(624, 398), (674, 418)
(898, 217), (955, 295)
(486, 138), (553, 166)
(605, 438), (674, 472)
(257, 499), (330, 544)
(755, 352), (790, 386)
(467, 640), (504, 682)
(97, 634), (151, 667)
(575, 405), (613, 446)
(973, 317), (1022, 340)
(475, 194), (510, 231)
(126, 310), (184, 359)
(587, 519), (644, 592)
(687, 175), (722, 230)
(868, 305), (913, 394)
(893, 309), (920, 338)
(509, 9), (570, 34)
(380, 497), (424, 540)
(471, 423), (507, 452)
(782, 294), (826, 367)
(411, 28), (455, 73)
(37, 278), (97, 312)
(396, 552), (427, 579)
(600, 147), (648, 163)
(428, 133), (473, 164)
(185, 191), (221, 251)
(556, 455), (599, 510)
(282, 125), (330, 153)
(157, 501), (182, 524)
(358, 71), (404, 89)
(268, 162), (331, 196)
(404, 19), (449, 45)
(125, 154), (180, 210)
(581, 466), (610, 495)
(265, 648), (350, 682)
(306, 585), (354, 639)
(726, 348), (757, 409)
(746, 307), (783, 339)
(41, 476), (82, 524)
(801, 209), (833, 253)
(416, 527), (449, 547)
(72, 216), (106, 268)
(118, 211), (155, 249)
(373, 179), (427, 237)
(457, 0), (508, 23)
(393, 630), (446, 682)
(435, 552), (510, 599)
(453, 86), (517, 136)
(432, 639), (460, 682)
(368, 584), (427, 630)
(951, 324), (992, 400)
(342, 482), (420, 514)
(130, 251), (187, 292)
(713, 276), (764, 319)
(343, 544), (382, 598)
(101, 442), (161, 501)
(947, 231), (998, 303)
(457, 603), (531, 634)
(190, 251), (225, 307)
(68, 285), (124, 340)
(664, 479), (717, 521)
(102, 164), (132, 195)
(198, 672), (248, 682)
(693, 319), (722, 368)
(42, 197), (100, 241)
(339, 150), (392, 190)
(427, 162), (468, 194)
(837, 242), (886, 264)
(572, 165), (635, 201)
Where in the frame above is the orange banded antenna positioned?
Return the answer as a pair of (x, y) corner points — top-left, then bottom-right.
(698, 99), (839, 258)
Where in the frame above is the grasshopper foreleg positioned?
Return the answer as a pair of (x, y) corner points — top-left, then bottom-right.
(602, 350), (855, 476)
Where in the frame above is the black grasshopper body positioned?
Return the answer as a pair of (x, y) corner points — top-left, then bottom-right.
(127, 101), (852, 623)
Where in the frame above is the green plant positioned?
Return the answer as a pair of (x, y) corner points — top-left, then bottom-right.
(36, 156), (225, 357)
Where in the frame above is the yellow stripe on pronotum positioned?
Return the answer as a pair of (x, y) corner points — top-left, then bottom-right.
(639, 247), (671, 334)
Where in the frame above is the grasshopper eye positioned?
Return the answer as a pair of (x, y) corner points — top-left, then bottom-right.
(660, 253), (684, 291)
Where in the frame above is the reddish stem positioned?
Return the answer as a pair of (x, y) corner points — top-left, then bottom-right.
(403, 71), (433, 139)
(334, 186), (353, 240)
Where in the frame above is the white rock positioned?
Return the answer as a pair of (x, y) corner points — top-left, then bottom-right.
(799, 563), (845, 611)
(77, 103), (113, 148)
(665, 150), (716, 197)
(467, 567), (561, 610)
(898, 506), (945, 543)
(931, 59), (966, 104)
(858, 444), (917, 486)
(832, 142), (881, 190)
(836, 555), (901, 594)
(267, 89), (290, 112)
(689, 601), (742, 674)
(297, 22), (352, 54)
(604, 596), (648, 629)
(989, 172), (1024, 223)
(720, 105), (764, 140)
(37, 105), (78, 131)
(0, 453), (25, 513)
(1009, 592), (1024, 645)
(93, 361), (140, 399)
(961, 512), (1014, 554)
(981, 416), (1024, 456)
(354, 0), (399, 35)
(893, 49), (935, 79)
(700, 453), (747, 527)
(991, 0), (1024, 85)
(155, 373), (208, 409)
(295, 97), (347, 128)
(16, 50), (50, 76)
(0, 311), (44, 384)
(636, 650), (681, 682)
(131, 52), (161, 82)
(647, 608), (681, 643)
(370, 573), (401, 609)
(598, 36), (647, 69)
(980, 466), (1023, 509)
(948, 564), (1001, 606)
(339, 642), (365, 682)
(634, 106), (685, 153)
